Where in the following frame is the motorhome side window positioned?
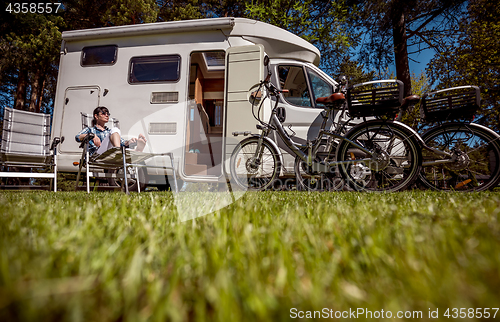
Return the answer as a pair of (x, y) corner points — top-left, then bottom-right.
(81, 45), (117, 66)
(129, 55), (181, 84)
(278, 65), (312, 107)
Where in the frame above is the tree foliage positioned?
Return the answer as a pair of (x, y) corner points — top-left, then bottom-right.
(1, 0), (499, 132)
(353, 0), (466, 97)
(427, 0), (500, 131)
(157, 0), (204, 21)
(104, 0), (158, 25)
(0, 12), (64, 113)
(337, 58), (375, 85)
(62, 0), (158, 28)
(0, 0), (160, 114)
(401, 72), (433, 130)
(244, 0), (361, 78)
(156, 0), (246, 22)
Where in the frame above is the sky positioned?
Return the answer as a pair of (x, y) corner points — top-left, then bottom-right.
(408, 46), (435, 75)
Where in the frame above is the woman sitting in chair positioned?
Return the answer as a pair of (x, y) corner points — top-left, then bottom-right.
(75, 106), (147, 156)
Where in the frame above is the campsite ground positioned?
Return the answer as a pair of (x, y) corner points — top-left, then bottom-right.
(1, 191), (499, 321)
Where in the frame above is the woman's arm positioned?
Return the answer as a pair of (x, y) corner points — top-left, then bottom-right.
(75, 127), (90, 142)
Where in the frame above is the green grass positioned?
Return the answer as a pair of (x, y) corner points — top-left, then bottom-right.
(0, 191), (499, 321)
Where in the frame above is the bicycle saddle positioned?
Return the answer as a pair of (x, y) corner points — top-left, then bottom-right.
(316, 93), (345, 104)
(401, 95), (420, 109)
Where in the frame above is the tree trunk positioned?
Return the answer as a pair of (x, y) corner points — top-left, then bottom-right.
(29, 71), (40, 112)
(14, 70), (28, 110)
(392, 11), (412, 97)
(36, 76), (46, 113)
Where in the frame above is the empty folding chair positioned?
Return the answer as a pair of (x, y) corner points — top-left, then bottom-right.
(0, 107), (63, 191)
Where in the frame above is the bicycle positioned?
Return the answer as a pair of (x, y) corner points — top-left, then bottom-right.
(229, 65), (423, 192)
(413, 86), (500, 191)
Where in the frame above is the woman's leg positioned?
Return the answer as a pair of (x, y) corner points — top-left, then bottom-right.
(135, 133), (147, 152)
(96, 128), (121, 155)
(109, 132), (121, 147)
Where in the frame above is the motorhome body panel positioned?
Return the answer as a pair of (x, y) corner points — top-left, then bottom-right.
(54, 30), (236, 176)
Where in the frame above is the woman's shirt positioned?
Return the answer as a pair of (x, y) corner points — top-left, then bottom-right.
(75, 126), (126, 156)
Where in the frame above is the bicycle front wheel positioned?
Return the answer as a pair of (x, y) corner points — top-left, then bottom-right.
(337, 121), (422, 192)
(420, 123), (500, 191)
(294, 140), (344, 191)
(230, 137), (281, 191)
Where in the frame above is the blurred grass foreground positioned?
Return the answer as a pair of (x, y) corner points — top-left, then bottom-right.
(0, 191), (499, 321)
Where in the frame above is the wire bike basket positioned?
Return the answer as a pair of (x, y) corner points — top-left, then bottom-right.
(347, 80), (404, 118)
(420, 85), (480, 122)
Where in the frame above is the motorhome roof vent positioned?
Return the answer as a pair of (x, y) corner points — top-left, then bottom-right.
(149, 122), (177, 135)
(151, 91), (179, 104)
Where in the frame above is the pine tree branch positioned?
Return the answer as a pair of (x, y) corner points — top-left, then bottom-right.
(413, 30), (441, 52)
(407, 7), (447, 39)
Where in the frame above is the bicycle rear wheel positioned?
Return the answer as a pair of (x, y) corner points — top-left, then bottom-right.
(337, 121), (421, 192)
(230, 137), (281, 191)
(419, 123), (500, 191)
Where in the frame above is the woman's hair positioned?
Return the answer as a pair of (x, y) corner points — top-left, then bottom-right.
(92, 106), (110, 126)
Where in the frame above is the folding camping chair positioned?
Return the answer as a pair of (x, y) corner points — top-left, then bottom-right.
(0, 107), (62, 191)
(75, 112), (178, 194)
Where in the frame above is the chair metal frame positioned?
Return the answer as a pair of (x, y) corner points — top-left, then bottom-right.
(0, 107), (62, 191)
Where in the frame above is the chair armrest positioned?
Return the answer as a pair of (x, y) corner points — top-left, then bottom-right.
(79, 133), (95, 149)
(50, 136), (65, 150)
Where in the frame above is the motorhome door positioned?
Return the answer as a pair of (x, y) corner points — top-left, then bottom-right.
(223, 44), (265, 175)
(59, 86), (100, 153)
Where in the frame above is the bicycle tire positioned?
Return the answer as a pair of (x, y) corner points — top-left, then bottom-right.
(230, 137), (281, 191)
(419, 123), (500, 192)
(337, 121), (422, 192)
(294, 140), (344, 191)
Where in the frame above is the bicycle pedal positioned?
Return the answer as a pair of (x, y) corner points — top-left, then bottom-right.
(455, 179), (472, 189)
(232, 131), (251, 137)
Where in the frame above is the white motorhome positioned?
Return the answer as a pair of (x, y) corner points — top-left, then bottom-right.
(52, 17), (343, 188)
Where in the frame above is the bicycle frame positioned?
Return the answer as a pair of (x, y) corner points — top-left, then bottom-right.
(396, 113), (494, 168)
(420, 122), (500, 166)
(396, 85), (500, 168)
(231, 77), (424, 192)
(252, 86), (376, 173)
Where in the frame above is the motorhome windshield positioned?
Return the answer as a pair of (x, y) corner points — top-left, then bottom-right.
(278, 64), (334, 108)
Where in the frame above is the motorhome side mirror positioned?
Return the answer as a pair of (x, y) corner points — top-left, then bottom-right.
(263, 55), (269, 67)
(248, 84), (263, 104)
(251, 90), (262, 100)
